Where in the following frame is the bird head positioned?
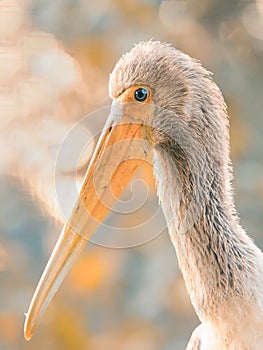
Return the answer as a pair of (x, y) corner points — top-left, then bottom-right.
(24, 41), (230, 340)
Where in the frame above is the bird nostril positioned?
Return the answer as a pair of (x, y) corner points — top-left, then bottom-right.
(134, 88), (148, 102)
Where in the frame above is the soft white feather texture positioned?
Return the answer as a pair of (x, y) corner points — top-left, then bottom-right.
(110, 41), (263, 350)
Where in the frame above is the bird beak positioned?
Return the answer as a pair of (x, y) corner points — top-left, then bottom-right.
(24, 101), (153, 340)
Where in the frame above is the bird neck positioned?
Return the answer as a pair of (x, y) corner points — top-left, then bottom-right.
(153, 145), (263, 331)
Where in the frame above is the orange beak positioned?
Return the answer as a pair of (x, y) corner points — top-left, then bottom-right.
(24, 101), (153, 340)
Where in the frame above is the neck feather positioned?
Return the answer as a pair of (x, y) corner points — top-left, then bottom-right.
(153, 144), (263, 328)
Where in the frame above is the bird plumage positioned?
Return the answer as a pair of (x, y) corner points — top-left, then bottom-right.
(110, 41), (263, 349)
(24, 40), (263, 349)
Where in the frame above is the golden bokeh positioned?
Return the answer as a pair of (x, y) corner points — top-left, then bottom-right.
(1, 1), (263, 349)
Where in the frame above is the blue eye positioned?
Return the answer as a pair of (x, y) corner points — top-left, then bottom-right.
(134, 88), (148, 102)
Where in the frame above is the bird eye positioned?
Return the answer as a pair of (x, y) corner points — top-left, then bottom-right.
(134, 88), (148, 102)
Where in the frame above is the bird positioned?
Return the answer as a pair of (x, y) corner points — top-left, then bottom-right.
(24, 41), (263, 349)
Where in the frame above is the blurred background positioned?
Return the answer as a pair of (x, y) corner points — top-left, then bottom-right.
(1, 0), (263, 349)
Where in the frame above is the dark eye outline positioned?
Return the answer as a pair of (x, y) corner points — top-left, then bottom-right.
(134, 88), (148, 102)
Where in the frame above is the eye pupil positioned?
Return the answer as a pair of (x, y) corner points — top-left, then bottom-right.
(134, 88), (148, 102)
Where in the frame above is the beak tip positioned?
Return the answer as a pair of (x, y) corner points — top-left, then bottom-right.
(24, 332), (32, 342)
(24, 330), (32, 341)
(24, 314), (33, 341)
